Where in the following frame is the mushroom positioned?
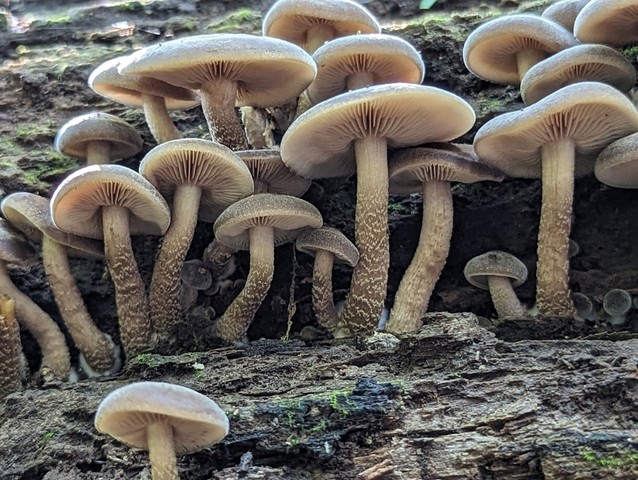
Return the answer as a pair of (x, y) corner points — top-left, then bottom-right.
(385, 144), (504, 333)
(572, 292), (595, 324)
(594, 132), (638, 188)
(0, 218), (71, 380)
(541, 0), (590, 31)
(213, 193), (323, 342)
(263, 0), (380, 54)
(281, 84), (476, 333)
(520, 44), (636, 105)
(50, 164), (171, 358)
(0, 295), (25, 396)
(462, 14), (579, 86)
(95, 381), (229, 480)
(295, 226), (359, 335)
(1, 192), (120, 376)
(139, 138), (254, 345)
(602, 288), (633, 326)
(180, 259), (213, 311)
(118, 34), (316, 150)
(88, 55), (200, 144)
(463, 250), (529, 319)
(55, 112), (143, 165)
(474, 82), (638, 317)
(574, 0), (638, 47)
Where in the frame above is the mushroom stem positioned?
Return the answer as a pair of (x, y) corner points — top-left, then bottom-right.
(536, 137), (576, 316)
(102, 205), (153, 358)
(147, 421), (179, 480)
(0, 295), (24, 396)
(340, 135), (389, 334)
(142, 93), (182, 144)
(42, 236), (118, 374)
(86, 140), (112, 165)
(346, 71), (376, 91)
(215, 226), (275, 342)
(0, 261), (71, 380)
(311, 249), (339, 331)
(199, 79), (249, 150)
(516, 49), (547, 80)
(386, 180), (453, 333)
(486, 275), (526, 318)
(306, 25), (336, 54)
(150, 184), (202, 345)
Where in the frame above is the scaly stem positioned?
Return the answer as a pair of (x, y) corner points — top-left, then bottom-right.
(487, 275), (526, 318)
(199, 79), (248, 150)
(142, 93), (182, 144)
(147, 421), (179, 480)
(311, 250), (338, 332)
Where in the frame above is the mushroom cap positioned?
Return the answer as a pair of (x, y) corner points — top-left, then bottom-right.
(181, 259), (213, 290)
(1, 192), (103, 258)
(602, 288), (632, 317)
(263, 0), (380, 47)
(139, 138), (254, 221)
(281, 83), (476, 179)
(94, 381), (229, 455)
(462, 14), (579, 85)
(50, 164), (171, 239)
(594, 132), (638, 188)
(236, 149), (311, 197)
(118, 34), (317, 108)
(473, 82), (638, 179)
(574, 0), (638, 47)
(295, 226), (359, 266)
(464, 250), (528, 290)
(88, 55), (200, 110)
(541, 0), (590, 31)
(388, 143), (504, 195)
(55, 112), (143, 161)
(307, 34), (425, 104)
(0, 218), (38, 267)
(520, 44), (636, 105)
(213, 193), (323, 251)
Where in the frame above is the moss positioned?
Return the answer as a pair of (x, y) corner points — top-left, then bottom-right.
(622, 45), (638, 57)
(113, 1), (145, 13)
(205, 8), (261, 34)
(581, 449), (638, 470)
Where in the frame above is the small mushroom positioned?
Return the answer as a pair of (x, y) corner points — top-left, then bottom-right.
(180, 259), (213, 311)
(295, 226), (359, 335)
(464, 251), (529, 319)
(95, 381), (229, 480)
(572, 292), (595, 324)
(541, 0), (590, 31)
(602, 288), (632, 326)
(574, 0), (638, 47)
(594, 132), (638, 188)
(0, 295), (25, 396)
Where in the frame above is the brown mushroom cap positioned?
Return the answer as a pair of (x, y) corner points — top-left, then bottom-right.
(55, 112), (143, 161)
(118, 34), (316, 108)
(296, 226), (359, 267)
(464, 251), (528, 290)
(95, 381), (229, 454)
(462, 14), (579, 85)
(281, 83), (476, 179)
(89, 55), (199, 110)
(307, 34), (425, 104)
(541, 0), (590, 31)
(574, 0), (638, 47)
(520, 44), (636, 105)
(0, 218), (37, 267)
(214, 193), (323, 251)
(51, 164), (170, 239)
(263, 0), (380, 51)
(594, 132), (638, 188)
(236, 149), (311, 196)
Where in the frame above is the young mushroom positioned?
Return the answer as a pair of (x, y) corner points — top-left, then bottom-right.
(602, 288), (632, 326)
(295, 226), (359, 336)
(1, 192), (120, 376)
(0, 295), (25, 396)
(464, 251), (529, 319)
(95, 381), (229, 480)
(213, 193), (323, 342)
(594, 132), (638, 188)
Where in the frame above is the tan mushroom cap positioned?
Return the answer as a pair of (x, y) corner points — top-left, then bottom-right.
(307, 34), (425, 104)
(139, 138), (254, 220)
(95, 381), (229, 454)
(88, 56), (200, 110)
(55, 112), (143, 160)
(296, 226), (359, 266)
(462, 14), (579, 85)
(0, 218), (37, 267)
(214, 193), (323, 251)
(464, 250), (528, 290)
(389, 143), (504, 195)
(520, 44), (636, 105)
(574, 0), (638, 46)
(474, 82), (638, 178)
(236, 149), (311, 196)
(541, 0), (590, 31)
(1, 192), (103, 259)
(118, 34), (316, 108)
(281, 83), (476, 179)
(51, 164), (171, 239)
(594, 132), (638, 188)
(263, 0), (380, 48)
